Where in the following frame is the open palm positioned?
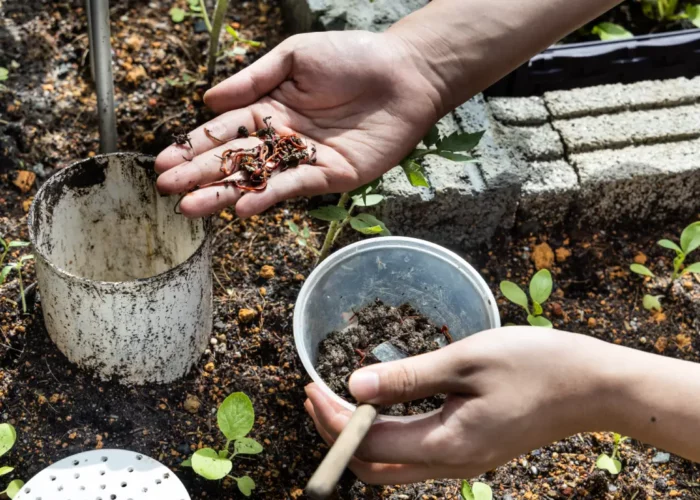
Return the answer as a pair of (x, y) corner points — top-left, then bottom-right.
(154, 31), (440, 218)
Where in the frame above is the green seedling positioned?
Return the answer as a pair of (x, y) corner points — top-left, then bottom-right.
(500, 269), (554, 328)
(630, 221), (700, 280)
(460, 480), (493, 500)
(596, 432), (628, 475)
(287, 221), (319, 257)
(591, 22), (634, 41)
(643, 294), (663, 313)
(310, 124), (484, 264)
(0, 237), (30, 269)
(165, 71), (198, 88)
(181, 392), (262, 497)
(225, 25), (262, 48)
(2, 254), (34, 315)
(169, 0), (203, 23)
(686, 4), (700, 27)
(0, 423), (24, 499)
(639, 0), (682, 21)
(0, 68), (8, 82)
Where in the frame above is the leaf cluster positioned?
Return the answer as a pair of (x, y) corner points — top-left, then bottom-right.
(169, 0), (202, 22)
(500, 269), (554, 328)
(591, 1), (699, 41)
(596, 432), (628, 475)
(182, 392), (262, 497)
(631, 221), (700, 280)
(460, 480), (493, 500)
(0, 423), (23, 499)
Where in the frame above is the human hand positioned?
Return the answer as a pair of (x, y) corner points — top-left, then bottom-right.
(304, 327), (618, 484)
(154, 30), (443, 218)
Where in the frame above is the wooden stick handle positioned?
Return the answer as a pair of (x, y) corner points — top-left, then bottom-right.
(305, 404), (379, 500)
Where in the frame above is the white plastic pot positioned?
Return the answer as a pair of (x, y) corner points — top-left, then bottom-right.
(28, 153), (212, 385)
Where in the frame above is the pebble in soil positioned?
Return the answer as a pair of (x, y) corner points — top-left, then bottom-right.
(316, 299), (448, 416)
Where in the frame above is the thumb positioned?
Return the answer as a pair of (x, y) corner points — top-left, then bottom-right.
(348, 345), (465, 405)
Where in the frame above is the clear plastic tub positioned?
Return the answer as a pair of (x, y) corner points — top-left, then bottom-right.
(294, 236), (500, 422)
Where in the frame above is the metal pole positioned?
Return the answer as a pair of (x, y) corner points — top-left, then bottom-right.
(88, 0), (117, 153)
(86, 0), (95, 81)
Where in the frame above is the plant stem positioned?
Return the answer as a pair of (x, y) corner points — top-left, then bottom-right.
(206, 0), (229, 81)
(316, 193), (350, 265)
(17, 265), (26, 314)
(198, 0), (213, 32)
(0, 249), (7, 268)
(332, 204), (356, 247)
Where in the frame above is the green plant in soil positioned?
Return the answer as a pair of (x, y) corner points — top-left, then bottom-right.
(181, 392), (262, 497)
(0, 237), (30, 269)
(165, 71), (198, 88)
(460, 479), (493, 500)
(0, 423), (24, 499)
(639, 0), (682, 21)
(643, 294), (663, 313)
(591, 22), (634, 40)
(0, 67), (8, 82)
(286, 222), (319, 257)
(596, 432), (628, 475)
(500, 269), (554, 328)
(1, 251), (34, 315)
(307, 124), (484, 264)
(630, 221), (700, 280)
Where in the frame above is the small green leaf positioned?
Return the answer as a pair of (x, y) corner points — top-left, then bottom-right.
(472, 482), (493, 500)
(169, 7), (187, 22)
(461, 480), (475, 500)
(528, 315), (553, 328)
(181, 458), (192, 467)
(189, 4), (202, 12)
(191, 448), (232, 480)
(532, 301), (543, 316)
(0, 68), (8, 82)
(596, 453), (622, 475)
(226, 25), (240, 39)
(437, 130), (484, 153)
(352, 194), (384, 207)
(400, 159), (430, 188)
(165, 78), (179, 86)
(218, 449), (229, 459)
(236, 475), (256, 497)
(682, 262), (700, 275)
(187, 0), (199, 6)
(234, 437), (263, 455)
(0, 239), (7, 252)
(19, 254), (33, 263)
(658, 239), (683, 254)
(350, 214), (390, 236)
(0, 466), (13, 476)
(7, 241), (29, 248)
(302, 226), (311, 239)
(630, 263), (654, 277)
(217, 392), (255, 441)
(642, 294), (662, 312)
(499, 281), (529, 310)
(1, 266), (13, 284)
(296, 238), (307, 247)
(529, 269), (552, 305)
(680, 222), (700, 254)
(349, 178), (381, 199)
(423, 124), (440, 147)
(591, 22), (633, 41)
(435, 151), (475, 162)
(287, 221), (299, 234)
(0, 423), (17, 458)
(309, 205), (349, 222)
(686, 4), (700, 28)
(3, 479), (23, 499)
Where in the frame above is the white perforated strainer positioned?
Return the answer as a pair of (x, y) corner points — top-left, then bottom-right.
(14, 449), (190, 500)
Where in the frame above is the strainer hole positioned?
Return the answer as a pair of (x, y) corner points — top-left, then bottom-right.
(73, 460), (79, 466)
(24, 488), (31, 493)
(50, 476), (56, 481)
(142, 487), (148, 492)
(121, 482), (127, 487)
(58, 486), (63, 491)
(101, 456), (108, 462)
(100, 484), (106, 489)
(100, 470), (106, 475)
(155, 479), (162, 485)
(136, 455), (143, 460)
(163, 473), (170, 479)
(111, 495), (117, 499)
(74, 473), (80, 479)
(127, 467), (133, 473)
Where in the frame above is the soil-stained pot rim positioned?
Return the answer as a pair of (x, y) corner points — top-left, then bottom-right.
(293, 236), (500, 423)
(27, 152), (213, 290)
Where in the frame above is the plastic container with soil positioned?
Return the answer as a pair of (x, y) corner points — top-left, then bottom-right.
(28, 153), (213, 385)
(294, 237), (500, 422)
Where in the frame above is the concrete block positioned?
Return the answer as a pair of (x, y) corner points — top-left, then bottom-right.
(499, 124), (565, 162)
(488, 96), (550, 125)
(553, 104), (700, 153)
(283, 0), (426, 32)
(545, 77), (700, 119)
(572, 138), (700, 224)
(518, 160), (579, 226)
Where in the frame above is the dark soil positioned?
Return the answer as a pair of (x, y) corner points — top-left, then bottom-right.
(316, 300), (447, 417)
(2, 0), (700, 499)
(561, 0), (699, 44)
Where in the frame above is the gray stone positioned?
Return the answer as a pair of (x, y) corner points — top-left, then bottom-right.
(283, 0), (426, 32)
(488, 96), (550, 125)
(652, 452), (671, 464)
(553, 104), (700, 153)
(572, 138), (700, 224)
(499, 124), (565, 161)
(518, 160), (579, 226)
(545, 77), (700, 119)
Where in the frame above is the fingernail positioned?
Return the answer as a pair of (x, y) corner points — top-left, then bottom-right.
(348, 370), (379, 401)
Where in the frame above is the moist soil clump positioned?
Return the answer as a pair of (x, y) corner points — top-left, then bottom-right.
(316, 300), (447, 416)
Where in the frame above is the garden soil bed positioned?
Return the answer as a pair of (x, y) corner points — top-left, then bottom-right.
(2, 1), (700, 499)
(316, 300), (446, 417)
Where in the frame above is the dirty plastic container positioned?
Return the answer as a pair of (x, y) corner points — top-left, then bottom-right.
(294, 237), (500, 422)
(28, 153), (212, 385)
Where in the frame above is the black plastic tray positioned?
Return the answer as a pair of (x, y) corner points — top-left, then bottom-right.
(485, 28), (700, 97)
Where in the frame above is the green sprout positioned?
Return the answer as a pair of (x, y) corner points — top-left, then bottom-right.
(0, 68), (8, 82)
(591, 22), (634, 41)
(596, 432), (628, 475)
(310, 124), (483, 264)
(500, 269), (554, 328)
(165, 71), (198, 88)
(630, 221), (700, 280)
(0, 237), (30, 268)
(642, 294), (663, 313)
(639, 0), (682, 21)
(225, 25), (262, 48)
(287, 221), (319, 257)
(181, 392), (262, 497)
(0, 423), (24, 499)
(460, 480), (493, 500)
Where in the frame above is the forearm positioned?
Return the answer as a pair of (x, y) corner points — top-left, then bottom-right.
(387, 0), (623, 116)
